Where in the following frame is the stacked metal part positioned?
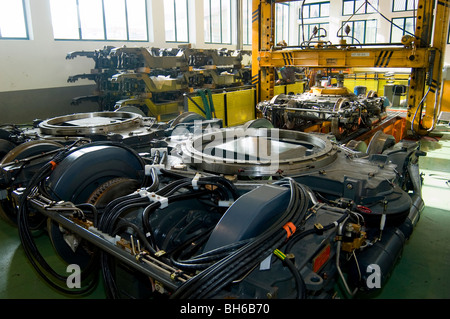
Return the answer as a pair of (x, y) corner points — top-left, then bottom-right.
(66, 46), (252, 115)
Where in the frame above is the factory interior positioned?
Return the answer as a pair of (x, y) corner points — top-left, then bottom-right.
(0, 0), (449, 303)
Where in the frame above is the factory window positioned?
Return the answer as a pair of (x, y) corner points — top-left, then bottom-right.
(204, 0), (233, 44)
(243, 0), (252, 45)
(275, 2), (290, 45)
(0, 0), (28, 39)
(341, 19), (377, 44)
(301, 1), (330, 19)
(342, 0), (378, 16)
(390, 17), (415, 43)
(300, 23), (329, 45)
(392, 0), (418, 12)
(49, 0), (148, 41)
(164, 0), (189, 43)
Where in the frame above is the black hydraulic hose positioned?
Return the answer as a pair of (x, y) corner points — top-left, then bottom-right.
(171, 179), (308, 299)
(170, 239), (252, 270)
(155, 179), (190, 196)
(141, 189), (212, 251)
(193, 229), (289, 299)
(284, 210), (350, 254)
(159, 179), (235, 200)
(98, 190), (153, 232)
(113, 219), (157, 255)
(160, 168), (190, 180)
(101, 251), (119, 299)
(102, 200), (151, 234)
(175, 239), (251, 264)
(141, 201), (160, 248)
(101, 192), (141, 216)
(283, 257), (306, 299)
(16, 141), (152, 296)
(101, 219), (154, 299)
(160, 169), (240, 200)
(194, 180), (310, 298)
(17, 158), (99, 295)
(76, 203), (99, 227)
(98, 167), (159, 227)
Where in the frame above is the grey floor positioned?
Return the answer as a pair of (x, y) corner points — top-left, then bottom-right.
(373, 124), (450, 299)
(1, 125), (450, 299)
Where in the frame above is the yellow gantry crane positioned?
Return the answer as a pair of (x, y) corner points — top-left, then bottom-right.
(251, 0), (449, 135)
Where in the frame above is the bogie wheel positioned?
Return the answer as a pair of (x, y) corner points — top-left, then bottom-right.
(47, 177), (140, 268)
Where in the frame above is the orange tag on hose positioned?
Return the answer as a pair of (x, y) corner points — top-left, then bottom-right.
(49, 160), (57, 170)
(283, 222), (296, 239)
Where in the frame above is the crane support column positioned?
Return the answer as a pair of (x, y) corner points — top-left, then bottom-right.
(252, 0), (276, 103)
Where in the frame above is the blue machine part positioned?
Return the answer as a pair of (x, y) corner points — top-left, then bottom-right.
(46, 144), (145, 203)
(203, 184), (291, 253)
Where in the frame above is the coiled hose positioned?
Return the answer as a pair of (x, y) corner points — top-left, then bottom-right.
(98, 173), (240, 298)
(17, 147), (99, 295)
(170, 178), (310, 299)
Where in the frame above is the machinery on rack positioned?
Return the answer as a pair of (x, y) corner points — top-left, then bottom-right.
(66, 46), (252, 118)
(251, 0), (449, 137)
(2, 116), (425, 299)
(256, 71), (388, 140)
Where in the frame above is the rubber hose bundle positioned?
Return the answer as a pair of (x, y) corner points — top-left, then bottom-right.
(99, 174), (239, 298)
(17, 149), (99, 295)
(170, 178), (309, 299)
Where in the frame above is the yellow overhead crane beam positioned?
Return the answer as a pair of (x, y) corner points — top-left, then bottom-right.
(251, 0), (449, 135)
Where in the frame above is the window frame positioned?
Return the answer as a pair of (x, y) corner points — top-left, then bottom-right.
(390, 16), (415, 43)
(243, 0), (252, 45)
(50, 0), (149, 42)
(275, 2), (290, 45)
(204, 0), (233, 45)
(342, 0), (379, 16)
(341, 19), (377, 44)
(301, 1), (330, 19)
(300, 22), (330, 44)
(392, 0), (418, 12)
(0, 0), (29, 40)
(164, 0), (189, 43)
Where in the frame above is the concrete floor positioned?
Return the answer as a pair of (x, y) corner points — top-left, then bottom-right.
(373, 124), (450, 299)
(1, 125), (450, 299)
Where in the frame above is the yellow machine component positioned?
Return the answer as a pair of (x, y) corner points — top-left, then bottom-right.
(185, 88), (256, 127)
(344, 71), (411, 100)
(308, 86), (351, 97)
(273, 82), (304, 96)
(251, 0), (449, 135)
(339, 223), (367, 253)
(441, 79), (450, 117)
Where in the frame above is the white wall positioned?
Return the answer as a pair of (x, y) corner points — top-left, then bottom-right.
(0, 0), (242, 93)
(0, 0), (449, 93)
